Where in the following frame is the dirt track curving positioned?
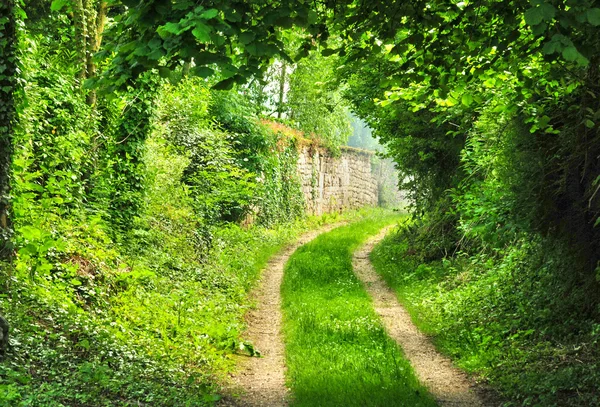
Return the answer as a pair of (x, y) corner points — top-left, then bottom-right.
(219, 223), (342, 407)
(352, 227), (494, 407)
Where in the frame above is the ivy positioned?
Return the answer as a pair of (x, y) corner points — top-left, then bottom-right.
(0, 0), (20, 260)
(108, 76), (159, 233)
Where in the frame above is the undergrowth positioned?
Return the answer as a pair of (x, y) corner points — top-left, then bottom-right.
(281, 210), (437, 407)
(371, 223), (600, 407)
(0, 208), (360, 406)
(0, 64), (360, 405)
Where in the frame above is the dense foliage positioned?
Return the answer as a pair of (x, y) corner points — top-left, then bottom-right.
(285, 52), (351, 150)
(0, 2), (354, 403)
(0, 0), (18, 260)
(332, 0), (600, 405)
(372, 225), (600, 406)
(2, 0), (600, 405)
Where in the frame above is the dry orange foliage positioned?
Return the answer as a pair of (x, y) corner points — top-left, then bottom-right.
(258, 118), (325, 152)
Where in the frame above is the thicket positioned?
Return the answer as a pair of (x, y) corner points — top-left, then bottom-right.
(0, 2), (359, 404)
(333, 1), (600, 405)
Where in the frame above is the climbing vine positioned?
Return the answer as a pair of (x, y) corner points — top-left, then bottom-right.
(0, 0), (19, 260)
(108, 77), (159, 233)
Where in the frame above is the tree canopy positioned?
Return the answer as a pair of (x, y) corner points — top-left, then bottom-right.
(2, 0), (600, 405)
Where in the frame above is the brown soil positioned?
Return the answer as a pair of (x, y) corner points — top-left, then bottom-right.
(353, 227), (497, 407)
(219, 223), (342, 407)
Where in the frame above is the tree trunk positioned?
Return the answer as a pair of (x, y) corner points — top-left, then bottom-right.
(182, 60), (191, 77)
(0, 0), (17, 260)
(85, 0), (108, 106)
(277, 62), (287, 119)
(72, 0), (88, 80)
(109, 78), (156, 232)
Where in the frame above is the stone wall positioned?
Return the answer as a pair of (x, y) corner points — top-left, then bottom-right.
(297, 146), (379, 215)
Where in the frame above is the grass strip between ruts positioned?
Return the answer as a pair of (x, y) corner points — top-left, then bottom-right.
(281, 210), (438, 407)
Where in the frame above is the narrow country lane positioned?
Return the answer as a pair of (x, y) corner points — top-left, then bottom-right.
(353, 227), (490, 407)
(279, 213), (437, 407)
(223, 216), (496, 407)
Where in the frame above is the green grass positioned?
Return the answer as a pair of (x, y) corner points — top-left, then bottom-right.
(0, 209), (366, 406)
(370, 226), (600, 407)
(281, 210), (437, 407)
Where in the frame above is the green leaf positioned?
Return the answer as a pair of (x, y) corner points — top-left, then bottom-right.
(18, 243), (38, 257)
(224, 10), (242, 22)
(538, 115), (551, 127)
(191, 66), (214, 77)
(157, 22), (183, 38)
(321, 48), (337, 57)
(245, 42), (270, 56)
(585, 119), (595, 128)
(50, 0), (69, 11)
(562, 46), (578, 61)
(148, 48), (166, 60)
(200, 9), (219, 20)
(19, 226), (43, 241)
(576, 54), (590, 66)
(173, 1), (194, 11)
(461, 93), (474, 107)
(158, 67), (171, 78)
(587, 8), (600, 26)
(276, 16), (294, 29)
(542, 40), (558, 54)
(194, 51), (226, 65)
(212, 77), (236, 90)
(524, 7), (544, 26)
(192, 23), (211, 42)
(239, 31), (255, 45)
(531, 22), (547, 36)
(539, 3), (556, 20)
(37, 263), (53, 274)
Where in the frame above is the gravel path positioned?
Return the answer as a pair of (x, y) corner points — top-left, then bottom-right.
(352, 227), (492, 407)
(219, 223), (342, 407)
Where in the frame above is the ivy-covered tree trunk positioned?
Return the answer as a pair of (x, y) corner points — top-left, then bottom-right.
(109, 79), (157, 233)
(0, 0), (17, 260)
(72, 0), (87, 80)
(72, 0), (108, 105)
(85, 0), (108, 106)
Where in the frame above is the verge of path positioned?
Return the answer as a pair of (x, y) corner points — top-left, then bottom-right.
(353, 227), (493, 407)
(219, 223), (343, 407)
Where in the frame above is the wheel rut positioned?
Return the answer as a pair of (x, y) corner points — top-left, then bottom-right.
(352, 226), (493, 407)
(219, 223), (342, 407)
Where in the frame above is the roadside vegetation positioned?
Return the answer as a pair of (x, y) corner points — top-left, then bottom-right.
(371, 224), (600, 407)
(2, 1), (600, 406)
(337, 3), (600, 406)
(0, 4), (358, 404)
(0, 66), (354, 402)
(281, 211), (436, 407)
(1, 213), (343, 406)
